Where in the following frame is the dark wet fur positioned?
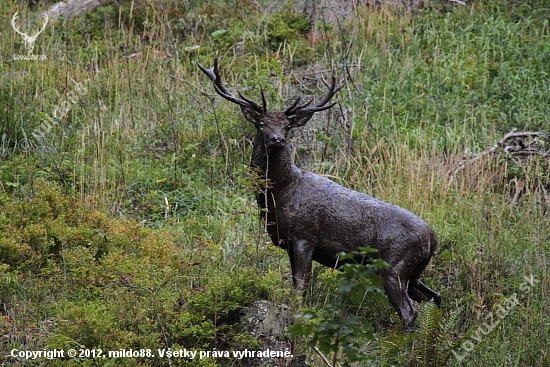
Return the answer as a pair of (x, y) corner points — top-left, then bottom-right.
(198, 60), (441, 329)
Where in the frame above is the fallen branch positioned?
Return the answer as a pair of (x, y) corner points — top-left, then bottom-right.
(448, 0), (467, 5)
(312, 346), (333, 367)
(449, 128), (550, 178)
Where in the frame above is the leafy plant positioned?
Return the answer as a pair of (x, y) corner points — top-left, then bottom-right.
(287, 248), (387, 367)
(380, 303), (464, 367)
(1, 1), (550, 366)
(267, 6), (310, 45)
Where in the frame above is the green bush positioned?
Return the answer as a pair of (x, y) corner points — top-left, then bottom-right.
(0, 181), (284, 366)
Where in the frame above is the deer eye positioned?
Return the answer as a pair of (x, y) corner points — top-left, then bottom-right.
(258, 122), (265, 128)
(285, 125), (291, 130)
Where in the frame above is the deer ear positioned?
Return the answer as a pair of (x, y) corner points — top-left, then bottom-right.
(240, 105), (262, 124)
(289, 113), (314, 128)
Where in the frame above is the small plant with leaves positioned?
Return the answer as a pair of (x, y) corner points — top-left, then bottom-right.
(287, 247), (388, 367)
(379, 302), (464, 367)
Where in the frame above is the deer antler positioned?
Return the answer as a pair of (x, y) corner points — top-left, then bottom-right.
(197, 58), (266, 114)
(32, 13), (49, 38)
(11, 12), (48, 38)
(11, 12), (26, 37)
(284, 75), (342, 117)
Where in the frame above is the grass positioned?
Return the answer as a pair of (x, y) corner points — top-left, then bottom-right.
(1, 0), (549, 366)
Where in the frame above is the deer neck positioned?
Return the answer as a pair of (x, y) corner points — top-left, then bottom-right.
(251, 135), (297, 192)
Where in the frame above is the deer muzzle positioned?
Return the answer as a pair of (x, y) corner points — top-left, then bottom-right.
(267, 135), (286, 149)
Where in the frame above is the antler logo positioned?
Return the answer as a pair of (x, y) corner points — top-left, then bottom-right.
(11, 12), (48, 56)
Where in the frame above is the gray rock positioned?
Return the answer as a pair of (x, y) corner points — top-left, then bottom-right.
(239, 301), (309, 367)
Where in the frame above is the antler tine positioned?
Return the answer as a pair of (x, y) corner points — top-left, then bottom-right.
(197, 58), (264, 114)
(34, 14), (49, 37)
(284, 96), (313, 116)
(285, 75), (342, 117)
(11, 12), (25, 37)
(260, 86), (267, 113)
(312, 74), (341, 109)
(238, 87), (267, 114)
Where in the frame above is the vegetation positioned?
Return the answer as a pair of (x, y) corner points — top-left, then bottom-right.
(287, 247), (388, 367)
(1, 0), (549, 366)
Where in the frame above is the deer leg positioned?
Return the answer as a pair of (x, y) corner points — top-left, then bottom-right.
(407, 260), (441, 306)
(408, 279), (441, 306)
(383, 269), (417, 330)
(289, 240), (314, 291)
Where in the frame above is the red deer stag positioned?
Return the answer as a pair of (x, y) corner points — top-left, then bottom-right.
(197, 58), (441, 329)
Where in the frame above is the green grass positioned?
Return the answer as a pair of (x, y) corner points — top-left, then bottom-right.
(1, 0), (549, 366)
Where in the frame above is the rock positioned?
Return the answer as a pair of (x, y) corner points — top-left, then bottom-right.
(45, 0), (115, 20)
(239, 300), (309, 367)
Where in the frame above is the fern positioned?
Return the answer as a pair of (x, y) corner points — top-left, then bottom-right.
(440, 305), (464, 353)
(414, 302), (442, 367)
(380, 303), (464, 367)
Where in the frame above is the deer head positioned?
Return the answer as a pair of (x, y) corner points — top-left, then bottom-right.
(11, 12), (48, 55)
(197, 58), (341, 151)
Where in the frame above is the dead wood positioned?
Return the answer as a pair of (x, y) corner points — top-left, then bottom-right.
(449, 128), (550, 178)
(450, 128), (550, 208)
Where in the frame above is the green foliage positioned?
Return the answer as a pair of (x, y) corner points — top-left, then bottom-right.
(0, 181), (281, 366)
(267, 5), (310, 45)
(380, 302), (464, 366)
(1, 0), (549, 366)
(0, 86), (22, 157)
(287, 248), (387, 367)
